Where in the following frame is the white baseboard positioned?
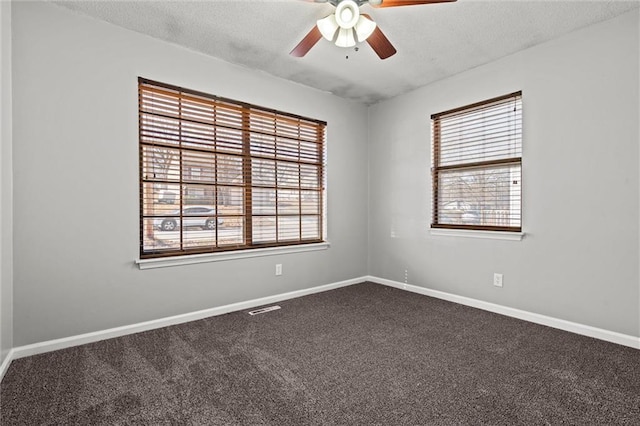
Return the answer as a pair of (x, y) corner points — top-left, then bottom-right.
(5, 274), (638, 374)
(11, 276), (366, 361)
(366, 275), (640, 350)
(0, 348), (15, 383)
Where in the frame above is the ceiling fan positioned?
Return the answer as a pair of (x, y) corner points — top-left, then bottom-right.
(290, 0), (457, 60)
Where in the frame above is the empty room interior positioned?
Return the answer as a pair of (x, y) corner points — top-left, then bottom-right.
(1, 0), (639, 424)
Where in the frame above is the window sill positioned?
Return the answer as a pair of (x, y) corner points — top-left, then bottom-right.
(136, 242), (331, 270)
(430, 228), (524, 241)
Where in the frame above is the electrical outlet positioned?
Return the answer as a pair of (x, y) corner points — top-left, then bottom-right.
(404, 269), (408, 284)
(493, 273), (503, 288)
(275, 264), (282, 276)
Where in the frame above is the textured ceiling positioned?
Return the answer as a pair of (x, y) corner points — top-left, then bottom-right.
(53, 0), (640, 105)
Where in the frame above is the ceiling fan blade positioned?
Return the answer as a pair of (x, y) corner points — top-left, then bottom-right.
(372, 0), (457, 8)
(290, 26), (323, 57)
(361, 14), (396, 59)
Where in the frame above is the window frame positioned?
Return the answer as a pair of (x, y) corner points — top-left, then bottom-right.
(431, 91), (522, 233)
(138, 78), (326, 259)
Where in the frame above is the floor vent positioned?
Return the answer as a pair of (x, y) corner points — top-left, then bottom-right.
(248, 305), (281, 316)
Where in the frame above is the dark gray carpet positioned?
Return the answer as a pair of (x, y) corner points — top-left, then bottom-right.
(1, 282), (639, 425)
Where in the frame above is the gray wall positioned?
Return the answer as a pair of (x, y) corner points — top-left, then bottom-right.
(1, 0), (14, 366)
(368, 10), (640, 337)
(11, 2), (369, 346)
(7, 3), (640, 350)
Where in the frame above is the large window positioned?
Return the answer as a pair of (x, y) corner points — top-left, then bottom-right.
(431, 91), (522, 232)
(139, 78), (326, 258)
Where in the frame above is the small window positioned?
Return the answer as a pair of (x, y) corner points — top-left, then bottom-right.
(139, 78), (326, 258)
(431, 92), (522, 232)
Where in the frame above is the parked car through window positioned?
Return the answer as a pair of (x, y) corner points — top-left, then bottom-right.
(154, 206), (224, 231)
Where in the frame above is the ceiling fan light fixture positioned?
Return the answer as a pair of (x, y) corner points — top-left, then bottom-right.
(335, 0), (360, 29)
(335, 27), (356, 48)
(354, 15), (377, 42)
(317, 14), (339, 41)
